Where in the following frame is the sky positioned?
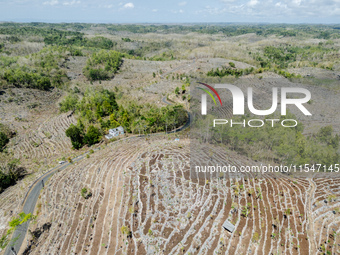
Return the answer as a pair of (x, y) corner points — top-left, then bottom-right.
(0, 0), (340, 24)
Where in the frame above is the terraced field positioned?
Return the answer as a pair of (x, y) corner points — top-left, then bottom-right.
(1, 23), (340, 255)
(9, 111), (76, 162)
(18, 136), (340, 255)
(310, 177), (340, 254)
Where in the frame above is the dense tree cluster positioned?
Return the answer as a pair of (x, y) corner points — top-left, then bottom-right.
(62, 89), (117, 149)
(207, 43), (334, 79)
(60, 89), (118, 119)
(65, 122), (102, 150)
(0, 25), (81, 38)
(0, 46), (68, 90)
(253, 44), (336, 69)
(3, 70), (52, 90)
(100, 103), (187, 134)
(44, 35), (115, 50)
(61, 88), (187, 149)
(105, 24), (340, 39)
(83, 50), (123, 81)
(1, 23), (339, 43)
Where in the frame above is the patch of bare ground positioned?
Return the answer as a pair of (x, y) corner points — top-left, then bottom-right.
(16, 136), (340, 255)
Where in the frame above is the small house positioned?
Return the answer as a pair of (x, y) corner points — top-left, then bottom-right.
(105, 126), (124, 139)
(223, 220), (235, 233)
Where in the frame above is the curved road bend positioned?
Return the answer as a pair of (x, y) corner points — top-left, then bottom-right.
(5, 98), (191, 255)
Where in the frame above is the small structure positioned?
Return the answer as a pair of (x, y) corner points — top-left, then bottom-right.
(105, 126), (124, 139)
(223, 220), (235, 233)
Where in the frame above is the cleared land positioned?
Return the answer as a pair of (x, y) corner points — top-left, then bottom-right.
(0, 23), (339, 255)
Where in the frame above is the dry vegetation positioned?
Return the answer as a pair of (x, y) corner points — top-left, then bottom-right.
(13, 137), (340, 255)
(0, 23), (339, 255)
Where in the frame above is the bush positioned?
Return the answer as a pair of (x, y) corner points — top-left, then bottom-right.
(175, 87), (180, 94)
(0, 158), (24, 193)
(121, 225), (131, 237)
(59, 94), (79, 113)
(0, 171), (16, 193)
(81, 188), (92, 199)
(69, 48), (83, 56)
(0, 132), (9, 152)
(252, 232), (260, 242)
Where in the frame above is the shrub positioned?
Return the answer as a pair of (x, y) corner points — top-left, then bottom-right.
(252, 232), (260, 242)
(59, 94), (79, 113)
(207, 67), (244, 77)
(175, 87), (180, 94)
(81, 188), (87, 198)
(121, 225), (131, 236)
(0, 132), (9, 152)
(0, 158), (24, 193)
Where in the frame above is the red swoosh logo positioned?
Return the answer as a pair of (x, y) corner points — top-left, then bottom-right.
(198, 82), (223, 106)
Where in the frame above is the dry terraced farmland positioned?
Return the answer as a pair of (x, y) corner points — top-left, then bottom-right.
(17, 137), (340, 255)
(1, 24), (340, 255)
(9, 111), (76, 161)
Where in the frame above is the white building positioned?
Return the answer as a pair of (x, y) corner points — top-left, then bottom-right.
(105, 126), (124, 139)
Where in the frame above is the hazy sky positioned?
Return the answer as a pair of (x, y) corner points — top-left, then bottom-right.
(0, 0), (340, 23)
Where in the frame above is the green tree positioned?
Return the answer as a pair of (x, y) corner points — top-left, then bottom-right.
(83, 126), (101, 146)
(181, 84), (186, 94)
(175, 87), (180, 95)
(65, 124), (83, 149)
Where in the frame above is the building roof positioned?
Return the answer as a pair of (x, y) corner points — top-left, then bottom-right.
(109, 126), (124, 133)
(223, 220), (235, 233)
(105, 134), (114, 139)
